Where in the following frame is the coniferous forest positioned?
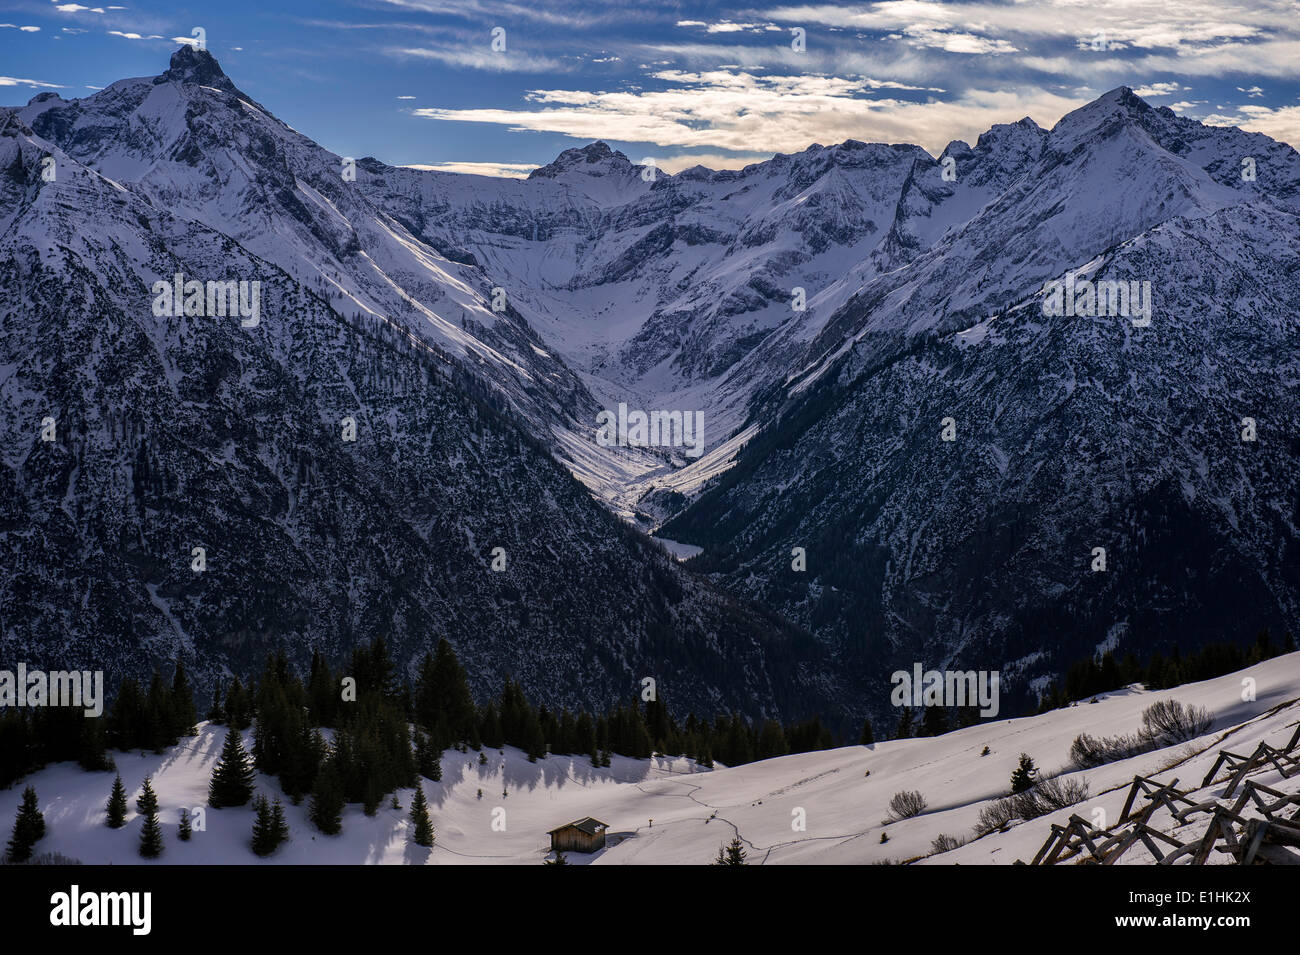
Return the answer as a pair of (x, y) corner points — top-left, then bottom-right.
(3, 629), (1291, 817)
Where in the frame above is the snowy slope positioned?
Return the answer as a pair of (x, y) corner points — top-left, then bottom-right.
(4, 653), (1295, 865)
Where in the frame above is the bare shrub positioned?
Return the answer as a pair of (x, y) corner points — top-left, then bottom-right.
(973, 773), (1090, 836)
(1069, 731), (1152, 768)
(931, 833), (965, 854)
(974, 796), (1019, 836)
(1070, 699), (1213, 770)
(1034, 773), (1090, 810)
(1141, 699), (1212, 744)
(885, 790), (927, 821)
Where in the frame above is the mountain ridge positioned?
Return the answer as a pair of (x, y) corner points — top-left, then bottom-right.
(5, 49), (1298, 724)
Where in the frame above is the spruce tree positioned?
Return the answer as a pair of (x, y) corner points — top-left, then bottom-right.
(136, 775), (158, 816)
(859, 719), (875, 745)
(138, 806), (163, 858)
(363, 778), (381, 817)
(895, 707), (913, 739)
(178, 807), (192, 841)
(171, 660), (198, 738)
(106, 774), (128, 829)
(309, 762), (344, 835)
(224, 677), (253, 730)
(271, 797), (289, 848)
(1010, 753), (1038, 794)
(409, 784), (433, 847)
(78, 718), (114, 772)
(250, 794), (277, 856)
(712, 836), (747, 865)
(206, 684), (224, 723)
(208, 726), (256, 808)
(920, 705), (949, 738)
(725, 837), (747, 865)
(5, 786), (45, 863)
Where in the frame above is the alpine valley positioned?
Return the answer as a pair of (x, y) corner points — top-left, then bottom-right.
(3, 47), (1299, 728)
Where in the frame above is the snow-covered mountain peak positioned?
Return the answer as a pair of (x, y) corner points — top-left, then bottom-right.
(973, 116), (1043, 151)
(525, 140), (654, 204)
(529, 140), (631, 177)
(155, 45), (239, 94)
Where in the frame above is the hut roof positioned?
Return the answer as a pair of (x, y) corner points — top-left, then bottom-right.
(548, 817), (608, 836)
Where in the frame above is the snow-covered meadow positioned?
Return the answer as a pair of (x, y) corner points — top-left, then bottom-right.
(3, 653), (1295, 865)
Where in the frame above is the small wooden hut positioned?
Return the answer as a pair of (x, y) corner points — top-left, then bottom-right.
(547, 817), (608, 853)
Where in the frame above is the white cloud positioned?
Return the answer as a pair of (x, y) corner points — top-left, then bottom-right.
(108, 30), (163, 40)
(414, 68), (1085, 155)
(1, 24), (42, 32)
(760, 1), (1280, 51)
(654, 152), (774, 173)
(403, 160), (540, 178)
(1203, 103), (1300, 149)
(1132, 82), (1189, 97)
(0, 75), (65, 89)
(391, 46), (566, 73)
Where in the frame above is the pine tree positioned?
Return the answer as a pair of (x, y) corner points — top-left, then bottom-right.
(363, 778), (381, 817)
(178, 807), (192, 841)
(409, 784), (433, 847)
(895, 707), (913, 739)
(78, 717), (114, 772)
(920, 704), (949, 737)
(859, 719), (875, 745)
(106, 774), (128, 829)
(250, 794), (278, 856)
(208, 726), (256, 808)
(5, 786), (45, 863)
(271, 798), (289, 848)
(206, 683), (224, 723)
(170, 660), (198, 738)
(138, 807), (163, 858)
(1010, 753), (1038, 794)
(712, 836), (747, 865)
(136, 775), (158, 816)
(309, 762), (344, 835)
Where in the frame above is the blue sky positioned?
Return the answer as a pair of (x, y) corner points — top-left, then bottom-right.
(3, 0), (1300, 176)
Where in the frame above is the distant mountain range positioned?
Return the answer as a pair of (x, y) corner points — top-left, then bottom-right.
(3, 46), (1297, 724)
